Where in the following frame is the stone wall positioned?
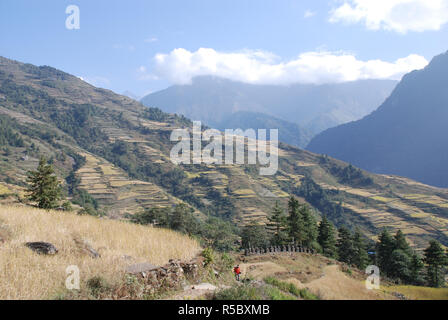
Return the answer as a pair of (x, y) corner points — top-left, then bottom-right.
(125, 257), (202, 296)
(244, 245), (316, 256)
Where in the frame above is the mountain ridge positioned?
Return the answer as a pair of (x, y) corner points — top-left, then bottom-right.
(140, 76), (398, 145)
(0, 56), (447, 249)
(307, 50), (448, 188)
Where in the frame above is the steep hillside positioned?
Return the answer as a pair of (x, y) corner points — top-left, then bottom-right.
(140, 76), (397, 140)
(0, 56), (447, 249)
(307, 51), (448, 188)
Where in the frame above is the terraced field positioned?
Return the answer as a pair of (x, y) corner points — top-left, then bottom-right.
(75, 152), (182, 217)
(1, 56), (448, 249)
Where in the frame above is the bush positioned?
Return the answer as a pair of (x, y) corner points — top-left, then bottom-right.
(202, 247), (215, 267)
(213, 284), (262, 300)
(264, 277), (318, 300)
(86, 276), (111, 298)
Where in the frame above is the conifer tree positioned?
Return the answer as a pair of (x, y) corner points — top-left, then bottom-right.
(409, 252), (424, 285)
(317, 215), (337, 258)
(26, 157), (62, 209)
(267, 201), (288, 245)
(388, 230), (413, 281)
(352, 229), (369, 270)
(424, 240), (448, 287)
(287, 196), (305, 244)
(242, 224), (269, 248)
(389, 249), (411, 282)
(394, 230), (412, 255)
(337, 226), (355, 265)
(301, 203), (318, 247)
(376, 229), (395, 276)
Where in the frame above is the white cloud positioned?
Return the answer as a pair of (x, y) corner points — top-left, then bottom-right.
(304, 10), (316, 18)
(152, 47), (428, 85)
(329, 0), (448, 33)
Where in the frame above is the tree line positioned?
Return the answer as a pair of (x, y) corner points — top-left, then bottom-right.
(242, 196), (448, 287)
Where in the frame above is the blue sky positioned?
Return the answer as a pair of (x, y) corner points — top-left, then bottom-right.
(1, 0), (447, 97)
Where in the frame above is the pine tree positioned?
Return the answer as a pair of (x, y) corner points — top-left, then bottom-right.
(409, 252), (424, 285)
(389, 249), (411, 282)
(241, 224), (269, 248)
(376, 229), (395, 277)
(26, 157), (62, 209)
(267, 201), (288, 245)
(388, 230), (413, 282)
(352, 229), (369, 270)
(424, 240), (448, 287)
(317, 215), (337, 258)
(287, 196), (305, 244)
(301, 203), (318, 247)
(394, 230), (412, 255)
(337, 226), (355, 265)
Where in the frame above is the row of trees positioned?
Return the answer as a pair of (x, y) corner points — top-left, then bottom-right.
(376, 229), (448, 287)
(243, 196), (448, 287)
(129, 204), (239, 251)
(242, 197), (370, 269)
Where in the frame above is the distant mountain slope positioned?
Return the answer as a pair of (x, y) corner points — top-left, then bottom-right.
(307, 51), (448, 188)
(140, 76), (397, 140)
(216, 111), (312, 148)
(1, 56), (447, 249)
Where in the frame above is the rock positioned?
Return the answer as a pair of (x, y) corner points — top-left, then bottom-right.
(180, 260), (199, 279)
(191, 283), (217, 291)
(126, 262), (159, 275)
(73, 236), (100, 258)
(25, 242), (58, 255)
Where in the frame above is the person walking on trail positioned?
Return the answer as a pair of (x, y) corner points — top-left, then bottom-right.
(233, 265), (241, 281)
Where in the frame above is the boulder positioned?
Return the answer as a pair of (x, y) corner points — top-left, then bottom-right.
(25, 242), (58, 255)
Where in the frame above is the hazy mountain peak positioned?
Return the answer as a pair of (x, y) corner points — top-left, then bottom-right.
(307, 50), (448, 188)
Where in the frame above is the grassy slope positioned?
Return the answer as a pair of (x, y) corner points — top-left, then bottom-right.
(0, 57), (448, 249)
(235, 253), (448, 300)
(383, 285), (448, 300)
(237, 253), (394, 300)
(0, 205), (200, 299)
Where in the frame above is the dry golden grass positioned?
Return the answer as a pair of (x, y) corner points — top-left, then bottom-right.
(303, 265), (392, 300)
(384, 285), (448, 300)
(240, 254), (395, 300)
(0, 205), (200, 300)
(240, 261), (288, 279)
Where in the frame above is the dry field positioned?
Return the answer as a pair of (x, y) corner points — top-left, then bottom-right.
(0, 205), (200, 299)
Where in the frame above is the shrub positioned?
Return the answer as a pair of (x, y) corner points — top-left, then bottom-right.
(202, 247), (215, 267)
(264, 277), (319, 300)
(213, 284), (262, 300)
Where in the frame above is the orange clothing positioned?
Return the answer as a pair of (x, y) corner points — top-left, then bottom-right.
(234, 267), (241, 275)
